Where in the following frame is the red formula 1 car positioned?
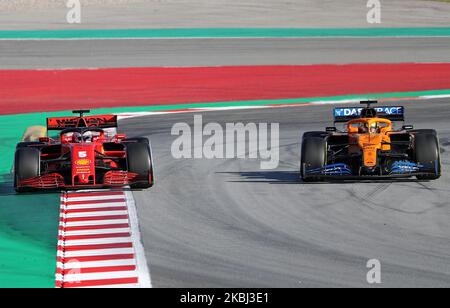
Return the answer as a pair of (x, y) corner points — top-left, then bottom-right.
(14, 110), (154, 192)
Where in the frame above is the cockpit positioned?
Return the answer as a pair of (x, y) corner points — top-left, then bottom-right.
(60, 128), (105, 144)
(348, 119), (391, 135)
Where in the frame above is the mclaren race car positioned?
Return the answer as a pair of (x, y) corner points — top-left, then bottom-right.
(14, 110), (155, 192)
(300, 101), (441, 181)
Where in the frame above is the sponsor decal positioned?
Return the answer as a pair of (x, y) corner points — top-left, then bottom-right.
(75, 159), (90, 166)
(363, 144), (376, 148)
(75, 167), (91, 174)
(334, 106), (403, 117)
(47, 116), (117, 130)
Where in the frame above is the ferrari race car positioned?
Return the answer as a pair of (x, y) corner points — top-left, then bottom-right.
(14, 110), (155, 192)
(300, 101), (441, 181)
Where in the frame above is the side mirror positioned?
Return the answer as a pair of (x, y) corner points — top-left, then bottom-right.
(402, 125), (414, 130)
(326, 127), (337, 132)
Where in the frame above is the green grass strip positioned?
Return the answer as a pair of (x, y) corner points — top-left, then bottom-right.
(0, 114), (59, 288)
(0, 190), (60, 288)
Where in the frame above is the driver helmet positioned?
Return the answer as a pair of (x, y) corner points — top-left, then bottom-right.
(83, 131), (93, 143)
(369, 122), (378, 134)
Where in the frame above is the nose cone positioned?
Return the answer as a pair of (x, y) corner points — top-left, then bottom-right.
(363, 146), (377, 167)
(71, 144), (96, 185)
(357, 134), (382, 168)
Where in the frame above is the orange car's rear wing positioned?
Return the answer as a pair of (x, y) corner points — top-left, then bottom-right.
(47, 114), (118, 131)
(333, 106), (405, 123)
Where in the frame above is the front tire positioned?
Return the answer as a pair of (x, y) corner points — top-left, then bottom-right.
(300, 136), (327, 182)
(14, 147), (41, 193)
(414, 132), (441, 180)
(126, 142), (154, 189)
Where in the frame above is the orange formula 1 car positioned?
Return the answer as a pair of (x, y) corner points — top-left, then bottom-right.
(300, 101), (441, 181)
(14, 110), (155, 192)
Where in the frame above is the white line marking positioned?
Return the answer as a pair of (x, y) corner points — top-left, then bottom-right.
(194, 106), (271, 111)
(64, 228), (131, 236)
(64, 248), (135, 258)
(310, 99), (364, 105)
(65, 210), (129, 218)
(117, 106), (274, 120)
(66, 196), (126, 202)
(61, 259), (136, 269)
(420, 94), (450, 99)
(64, 237), (133, 246)
(65, 219), (129, 227)
(66, 202), (127, 209)
(114, 91), (450, 120)
(125, 190), (152, 288)
(65, 208), (127, 215)
(63, 271), (138, 282)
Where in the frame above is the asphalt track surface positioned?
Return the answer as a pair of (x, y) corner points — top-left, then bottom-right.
(1, 37), (450, 68)
(121, 98), (450, 288)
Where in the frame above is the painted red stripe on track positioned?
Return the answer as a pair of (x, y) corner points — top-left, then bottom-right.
(64, 206), (127, 214)
(60, 242), (133, 251)
(2, 64), (450, 115)
(61, 233), (131, 241)
(62, 277), (138, 288)
(58, 254), (135, 263)
(65, 199), (126, 206)
(63, 215), (129, 223)
(62, 223), (130, 232)
(58, 265), (136, 275)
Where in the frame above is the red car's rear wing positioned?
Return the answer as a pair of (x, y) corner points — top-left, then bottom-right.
(47, 113), (118, 131)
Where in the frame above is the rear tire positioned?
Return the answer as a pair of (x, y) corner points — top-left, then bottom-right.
(14, 147), (41, 193)
(126, 142), (154, 189)
(301, 137), (327, 182)
(414, 132), (441, 180)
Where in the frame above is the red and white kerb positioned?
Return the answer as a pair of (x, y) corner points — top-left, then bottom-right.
(56, 190), (151, 288)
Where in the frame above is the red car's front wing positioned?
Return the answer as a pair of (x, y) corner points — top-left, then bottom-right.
(18, 171), (148, 190)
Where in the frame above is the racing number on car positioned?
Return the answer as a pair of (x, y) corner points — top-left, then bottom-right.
(78, 151), (87, 158)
